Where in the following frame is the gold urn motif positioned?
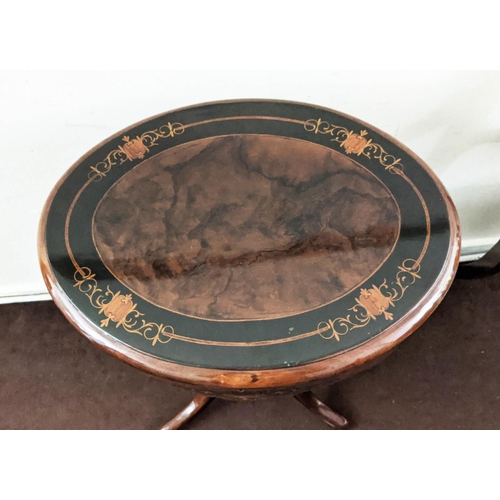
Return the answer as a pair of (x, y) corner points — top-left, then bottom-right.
(119, 135), (149, 161)
(99, 291), (137, 328)
(357, 285), (394, 321)
(341, 130), (370, 155)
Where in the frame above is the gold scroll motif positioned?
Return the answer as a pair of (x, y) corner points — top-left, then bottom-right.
(73, 267), (173, 346)
(304, 118), (403, 173)
(88, 122), (185, 181)
(317, 259), (421, 341)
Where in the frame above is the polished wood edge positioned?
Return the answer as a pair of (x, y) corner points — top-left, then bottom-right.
(38, 99), (462, 397)
(295, 391), (348, 429)
(161, 395), (213, 430)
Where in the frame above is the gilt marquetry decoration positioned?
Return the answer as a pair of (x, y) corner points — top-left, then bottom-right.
(89, 122), (185, 180)
(316, 259), (421, 341)
(304, 118), (403, 173)
(74, 267), (173, 346)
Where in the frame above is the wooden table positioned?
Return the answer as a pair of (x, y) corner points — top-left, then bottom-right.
(38, 100), (460, 429)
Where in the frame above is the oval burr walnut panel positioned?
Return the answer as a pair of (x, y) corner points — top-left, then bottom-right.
(93, 135), (400, 321)
(39, 100), (460, 395)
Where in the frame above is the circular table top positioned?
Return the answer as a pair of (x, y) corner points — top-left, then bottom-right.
(39, 100), (460, 396)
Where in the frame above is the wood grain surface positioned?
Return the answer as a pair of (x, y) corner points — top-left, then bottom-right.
(93, 135), (399, 320)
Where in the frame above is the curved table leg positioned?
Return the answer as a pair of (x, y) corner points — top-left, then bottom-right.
(457, 238), (500, 279)
(161, 395), (214, 430)
(295, 391), (349, 429)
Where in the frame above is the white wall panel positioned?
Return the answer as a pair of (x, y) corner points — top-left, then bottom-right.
(1, 71), (498, 302)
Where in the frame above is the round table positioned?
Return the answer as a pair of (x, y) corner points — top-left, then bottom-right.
(39, 100), (460, 429)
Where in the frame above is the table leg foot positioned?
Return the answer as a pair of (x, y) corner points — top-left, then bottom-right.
(161, 394), (214, 430)
(295, 391), (349, 429)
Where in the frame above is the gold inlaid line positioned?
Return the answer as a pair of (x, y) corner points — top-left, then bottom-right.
(65, 178), (94, 273)
(163, 327), (324, 347)
(397, 171), (431, 267)
(183, 116), (307, 130)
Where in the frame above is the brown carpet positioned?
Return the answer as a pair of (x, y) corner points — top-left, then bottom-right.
(1, 271), (499, 430)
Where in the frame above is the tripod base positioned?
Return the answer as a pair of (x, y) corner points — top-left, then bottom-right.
(161, 391), (348, 430)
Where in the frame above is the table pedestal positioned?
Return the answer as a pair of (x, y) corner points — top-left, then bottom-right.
(161, 391), (349, 430)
